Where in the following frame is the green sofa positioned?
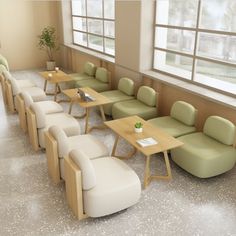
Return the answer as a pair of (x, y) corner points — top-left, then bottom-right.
(112, 86), (158, 120)
(100, 77), (135, 116)
(171, 116), (236, 178)
(148, 101), (197, 138)
(75, 67), (111, 92)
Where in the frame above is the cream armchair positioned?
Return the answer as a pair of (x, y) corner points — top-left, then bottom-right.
(17, 91), (63, 132)
(27, 103), (80, 151)
(45, 125), (109, 184)
(64, 149), (141, 219)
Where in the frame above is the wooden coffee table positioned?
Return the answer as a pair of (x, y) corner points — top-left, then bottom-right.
(62, 87), (111, 133)
(105, 116), (183, 188)
(39, 70), (73, 101)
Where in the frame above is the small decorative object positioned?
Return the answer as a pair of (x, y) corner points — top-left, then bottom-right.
(134, 122), (143, 133)
(48, 73), (53, 79)
(55, 67), (59, 73)
(38, 26), (59, 71)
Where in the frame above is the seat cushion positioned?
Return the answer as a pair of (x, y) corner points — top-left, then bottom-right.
(36, 101), (63, 114)
(83, 157), (141, 217)
(75, 78), (109, 92)
(38, 113), (79, 148)
(148, 116), (196, 138)
(21, 87), (46, 102)
(171, 132), (236, 178)
(112, 99), (157, 120)
(100, 90), (134, 116)
(69, 72), (94, 82)
(17, 79), (36, 89)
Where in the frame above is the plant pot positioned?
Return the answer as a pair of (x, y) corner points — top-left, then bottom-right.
(46, 61), (56, 71)
(134, 127), (143, 133)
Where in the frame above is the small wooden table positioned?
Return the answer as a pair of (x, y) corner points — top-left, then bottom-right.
(105, 116), (183, 188)
(62, 87), (112, 133)
(39, 70), (73, 101)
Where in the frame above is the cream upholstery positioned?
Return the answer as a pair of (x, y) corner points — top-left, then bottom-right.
(68, 150), (141, 218)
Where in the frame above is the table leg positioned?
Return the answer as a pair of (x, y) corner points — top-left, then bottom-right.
(54, 83), (58, 101)
(85, 108), (90, 134)
(69, 100), (73, 114)
(163, 151), (172, 180)
(99, 105), (106, 121)
(144, 155), (151, 188)
(111, 135), (119, 156)
(44, 80), (48, 92)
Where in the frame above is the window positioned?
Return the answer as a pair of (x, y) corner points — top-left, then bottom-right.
(154, 0), (236, 95)
(71, 0), (115, 56)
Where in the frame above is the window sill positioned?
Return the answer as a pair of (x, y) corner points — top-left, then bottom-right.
(63, 43), (115, 64)
(142, 70), (236, 110)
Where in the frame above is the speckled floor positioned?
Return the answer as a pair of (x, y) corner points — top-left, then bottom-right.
(1, 70), (236, 236)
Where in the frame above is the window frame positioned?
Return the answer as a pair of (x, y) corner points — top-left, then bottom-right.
(71, 0), (115, 57)
(153, 0), (236, 96)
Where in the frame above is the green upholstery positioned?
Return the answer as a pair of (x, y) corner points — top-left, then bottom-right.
(69, 72), (94, 82)
(0, 64), (7, 74)
(112, 99), (157, 120)
(95, 67), (109, 83)
(84, 62), (96, 76)
(137, 86), (156, 107)
(75, 78), (110, 92)
(171, 132), (236, 178)
(203, 116), (235, 146)
(101, 90), (134, 116)
(101, 78), (135, 116)
(148, 116), (196, 138)
(118, 77), (134, 96)
(0, 54), (9, 71)
(171, 101), (197, 126)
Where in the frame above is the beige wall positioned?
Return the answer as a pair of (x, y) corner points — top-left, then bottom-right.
(0, 0), (60, 70)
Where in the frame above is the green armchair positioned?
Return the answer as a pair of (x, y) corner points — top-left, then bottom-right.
(0, 54), (9, 71)
(75, 67), (111, 92)
(112, 86), (158, 120)
(148, 101), (197, 138)
(100, 77), (135, 116)
(171, 116), (236, 178)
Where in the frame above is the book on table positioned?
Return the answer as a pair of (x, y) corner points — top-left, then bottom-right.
(136, 137), (158, 147)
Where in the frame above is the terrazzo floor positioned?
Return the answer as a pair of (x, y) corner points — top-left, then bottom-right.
(1, 70), (236, 236)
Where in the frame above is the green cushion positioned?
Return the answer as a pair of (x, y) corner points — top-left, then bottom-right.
(171, 132), (236, 178)
(137, 86), (156, 107)
(95, 67), (109, 83)
(148, 116), (196, 138)
(69, 72), (94, 81)
(112, 99), (157, 120)
(118, 77), (134, 96)
(203, 116), (235, 146)
(170, 101), (197, 126)
(100, 90), (134, 116)
(0, 64), (7, 74)
(84, 62), (96, 76)
(0, 54), (9, 71)
(75, 78), (110, 92)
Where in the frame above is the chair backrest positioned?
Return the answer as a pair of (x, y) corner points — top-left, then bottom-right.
(0, 64), (7, 75)
(203, 116), (236, 146)
(0, 54), (9, 71)
(84, 62), (96, 76)
(9, 77), (20, 96)
(170, 101), (197, 126)
(70, 149), (96, 190)
(118, 77), (134, 96)
(21, 91), (34, 108)
(137, 86), (156, 107)
(49, 126), (70, 158)
(30, 103), (46, 129)
(95, 67), (109, 83)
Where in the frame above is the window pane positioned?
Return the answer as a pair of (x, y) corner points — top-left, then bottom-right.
(154, 50), (193, 80)
(72, 17), (87, 31)
(156, 0), (198, 27)
(88, 19), (103, 35)
(200, 0), (236, 32)
(104, 0), (115, 19)
(195, 60), (236, 94)
(198, 33), (236, 63)
(88, 34), (103, 51)
(73, 31), (87, 46)
(72, 0), (86, 16)
(105, 38), (115, 56)
(104, 21), (114, 38)
(155, 27), (195, 54)
(87, 0), (102, 18)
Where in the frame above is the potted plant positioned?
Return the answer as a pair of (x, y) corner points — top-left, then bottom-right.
(134, 122), (143, 133)
(38, 26), (58, 71)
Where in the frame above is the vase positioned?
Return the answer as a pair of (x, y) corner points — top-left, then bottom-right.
(46, 61), (56, 71)
(134, 127), (143, 133)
